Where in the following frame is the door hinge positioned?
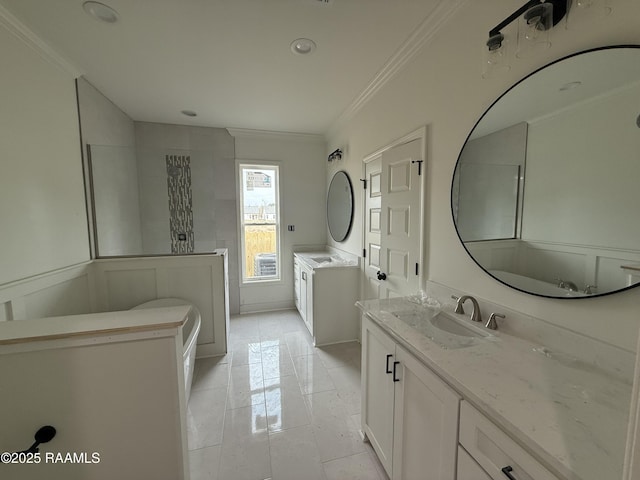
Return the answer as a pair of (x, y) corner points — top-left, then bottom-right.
(411, 159), (423, 176)
(363, 248), (367, 258)
(360, 178), (367, 189)
(415, 263), (419, 275)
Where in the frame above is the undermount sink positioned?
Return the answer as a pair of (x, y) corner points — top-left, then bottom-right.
(389, 309), (494, 349)
(430, 312), (492, 338)
(311, 256), (333, 263)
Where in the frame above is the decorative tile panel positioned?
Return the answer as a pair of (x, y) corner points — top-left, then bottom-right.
(166, 155), (194, 254)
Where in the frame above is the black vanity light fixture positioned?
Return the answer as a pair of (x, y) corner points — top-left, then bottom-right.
(328, 148), (343, 162)
(487, 0), (568, 51)
(483, 0), (569, 78)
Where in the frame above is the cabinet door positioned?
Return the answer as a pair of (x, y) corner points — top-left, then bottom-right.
(392, 345), (460, 480)
(458, 446), (492, 480)
(299, 268), (307, 322)
(361, 316), (396, 477)
(294, 257), (300, 311)
(304, 267), (313, 335)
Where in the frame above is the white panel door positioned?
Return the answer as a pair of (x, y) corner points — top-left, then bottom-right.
(363, 156), (383, 299)
(380, 138), (423, 297)
(392, 344), (460, 480)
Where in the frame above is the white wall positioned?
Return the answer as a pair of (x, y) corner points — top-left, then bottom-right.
(231, 129), (327, 312)
(0, 21), (89, 286)
(524, 82), (640, 250)
(77, 78), (142, 256)
(326, 0), (640, 352)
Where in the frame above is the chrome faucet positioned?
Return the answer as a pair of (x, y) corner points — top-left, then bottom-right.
(485, 313), (505, 330)
(451, 295), (482, 323)
(556, 278), (578, 292)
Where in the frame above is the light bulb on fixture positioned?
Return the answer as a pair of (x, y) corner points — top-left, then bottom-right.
(482, 1), (570, 78)
(482, 33), (511, 79)
(516, 2), (553, 58)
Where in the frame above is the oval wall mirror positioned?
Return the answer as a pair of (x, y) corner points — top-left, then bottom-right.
(327, 171), (354, 242)
(452, 46), (640, 299)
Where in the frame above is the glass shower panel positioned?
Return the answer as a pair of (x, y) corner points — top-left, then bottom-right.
(88, 145), (222, 257)
(456, 163), (520, 241)
(88, 145), (144, 257)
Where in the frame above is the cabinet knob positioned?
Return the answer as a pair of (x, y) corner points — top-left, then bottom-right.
(501, 466), (517, 480)
(377, 271), (387, 281)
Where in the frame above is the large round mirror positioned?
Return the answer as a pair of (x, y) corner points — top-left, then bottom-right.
(452, 46), (640, 299)
(327, 171), (354, 242)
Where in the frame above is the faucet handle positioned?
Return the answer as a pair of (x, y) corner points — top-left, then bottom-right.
(584, 284), (597, 295)
(485, 312), (505, 330)
(451, 295), (465, 314)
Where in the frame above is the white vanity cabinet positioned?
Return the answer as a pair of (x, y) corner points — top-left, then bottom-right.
(293, 255), (313, 333)
(299, 262), (313, 334)
(361, 314), (460, 480)
(458, 401), (558, 480)
(294, 252), (359, 345)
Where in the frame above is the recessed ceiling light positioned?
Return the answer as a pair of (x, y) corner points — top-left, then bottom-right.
(290, 38), (316, 55)
(559, 81), (582, 91)
(181, 110), (197, 117)
(82, 1), (119, 24)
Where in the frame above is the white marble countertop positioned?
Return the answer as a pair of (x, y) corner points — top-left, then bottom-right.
(356, 297), (631, 480)
(295, 251), (359, 269)
(0, 306), (189, 346)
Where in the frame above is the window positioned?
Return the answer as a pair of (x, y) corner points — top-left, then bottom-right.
(239, 163), (281, 283)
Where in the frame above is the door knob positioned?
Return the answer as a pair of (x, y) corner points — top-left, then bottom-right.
(377, 271), (387, 281)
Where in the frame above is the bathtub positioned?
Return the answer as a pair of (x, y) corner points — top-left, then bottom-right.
(132, 298), (201, 402)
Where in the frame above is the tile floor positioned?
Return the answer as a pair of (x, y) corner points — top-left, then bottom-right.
(187, 309), (389, 480)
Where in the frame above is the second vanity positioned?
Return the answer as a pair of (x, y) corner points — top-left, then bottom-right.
(294, 250), (359, 345)
(357, 297), (632, 480)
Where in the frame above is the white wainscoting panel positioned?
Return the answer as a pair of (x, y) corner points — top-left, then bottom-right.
(93, 252), (229, 357)
(0, 262), (95, 321)
(465, 239), (640, 295)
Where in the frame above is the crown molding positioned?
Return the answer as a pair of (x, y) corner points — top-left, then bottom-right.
(227, 128), (326, 143)
(332, 0), (469, 131)
(0, 3), (83, 78)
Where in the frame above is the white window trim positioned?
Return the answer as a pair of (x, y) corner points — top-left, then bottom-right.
(237, 161), (282, 285)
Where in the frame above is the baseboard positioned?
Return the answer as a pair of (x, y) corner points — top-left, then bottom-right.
(195, 342), (226, 359)
(238, 300), (295, 314)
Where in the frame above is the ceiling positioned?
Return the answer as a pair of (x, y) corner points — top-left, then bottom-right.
(1, 0), (447, 134)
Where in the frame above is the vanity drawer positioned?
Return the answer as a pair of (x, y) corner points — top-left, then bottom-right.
(459, 401), (558, 480)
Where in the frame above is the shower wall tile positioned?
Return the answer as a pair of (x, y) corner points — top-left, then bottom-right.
(136, 122), (190, 149)
(211, 130), (236, 159)
(187, 126), (218, 152)
(212, 200), (238, 240)
(134, 121), (239, 314)
(213, 157), (237, 200)
(194, 239), (217, 252)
